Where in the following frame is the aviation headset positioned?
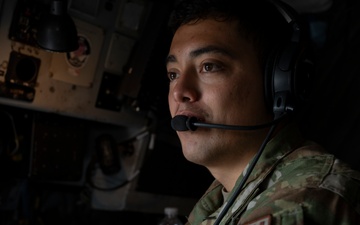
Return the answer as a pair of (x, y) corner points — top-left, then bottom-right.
(213, 4), (314, 223)
(264, 0), (313, 118)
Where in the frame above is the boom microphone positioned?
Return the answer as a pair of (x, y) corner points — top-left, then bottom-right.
(171, 115), (285, 131)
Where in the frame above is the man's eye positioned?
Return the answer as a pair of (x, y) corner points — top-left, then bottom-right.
(202, 63), (222, 72)
(167, 72), (178, 81)
(203, 63), (214, 72)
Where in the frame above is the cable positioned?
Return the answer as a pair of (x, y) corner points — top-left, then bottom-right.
(213, 122), (278, 225)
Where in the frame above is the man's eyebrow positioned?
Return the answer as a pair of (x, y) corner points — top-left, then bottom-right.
(165, 45), (234, 66)
(165, 55), (176, 66)
(190, 45), (234, 58)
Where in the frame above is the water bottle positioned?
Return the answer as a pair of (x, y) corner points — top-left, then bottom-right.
(158, 207), (184, 225)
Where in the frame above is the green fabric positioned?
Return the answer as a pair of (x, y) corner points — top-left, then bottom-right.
(186, 124), (360, 225)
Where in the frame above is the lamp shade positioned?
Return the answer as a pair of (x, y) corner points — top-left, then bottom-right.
(36, 0), (78, 52)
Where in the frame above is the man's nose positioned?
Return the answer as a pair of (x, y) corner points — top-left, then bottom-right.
(171, 72), (199, 103)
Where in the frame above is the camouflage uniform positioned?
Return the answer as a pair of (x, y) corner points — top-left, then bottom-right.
(186, 123), (360, 225)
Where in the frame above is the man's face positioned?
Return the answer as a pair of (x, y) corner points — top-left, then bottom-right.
(166, 19), (273, 168)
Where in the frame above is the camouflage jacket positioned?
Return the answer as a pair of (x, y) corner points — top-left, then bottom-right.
(186, 124), (360, 225)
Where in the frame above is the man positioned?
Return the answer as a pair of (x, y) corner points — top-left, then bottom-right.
(165, 0), (360, 224)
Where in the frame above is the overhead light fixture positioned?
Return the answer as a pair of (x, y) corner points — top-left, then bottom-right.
(36, 0), (79, 52)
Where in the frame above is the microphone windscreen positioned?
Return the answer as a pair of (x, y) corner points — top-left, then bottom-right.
(171, 115), (190, 131)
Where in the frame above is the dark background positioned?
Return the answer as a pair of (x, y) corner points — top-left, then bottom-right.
(2, 0), (360, 224)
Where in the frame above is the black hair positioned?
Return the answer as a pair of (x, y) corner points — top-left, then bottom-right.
(168, 0), (300, 71)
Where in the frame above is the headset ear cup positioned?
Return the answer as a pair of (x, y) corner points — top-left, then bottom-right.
(264, 0), (312, 116)
(266, 41), (306, 115)
(268, 45), (313, 115)
(264, 48), (278, 113)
